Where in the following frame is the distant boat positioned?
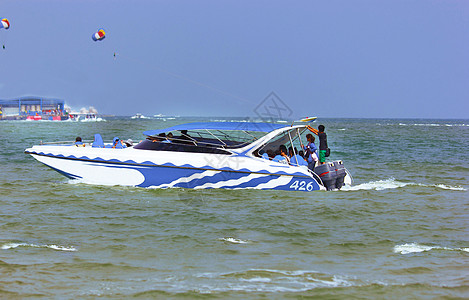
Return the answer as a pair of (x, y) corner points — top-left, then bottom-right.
(153, 114), (176, 121)
(68, 113), (104, 122)
(131, 113), (149, 119)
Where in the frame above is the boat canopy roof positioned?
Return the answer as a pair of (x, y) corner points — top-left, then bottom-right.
(143, 122), (286, 136)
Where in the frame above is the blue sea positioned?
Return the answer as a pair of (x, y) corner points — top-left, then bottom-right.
(0, 117), (468, 298)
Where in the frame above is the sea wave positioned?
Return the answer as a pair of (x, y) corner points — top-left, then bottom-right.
(394, 243), (469, 254)
(0, 242), (77, 252)
(431, 184), (467, 191)
(341, 178), (467, 191)
(219, 237), (250, 244)
(396, 123), (469, 127)
(377, 122), (469, 127)
(195, 269), (354, 292)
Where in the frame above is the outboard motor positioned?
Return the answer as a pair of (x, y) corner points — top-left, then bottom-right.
(314, 162), (337, 191)
(334, 160), (346, 189)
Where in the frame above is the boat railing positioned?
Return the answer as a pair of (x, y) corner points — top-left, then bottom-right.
(39, 139), (117, 146)
(40, 140), (78, 145)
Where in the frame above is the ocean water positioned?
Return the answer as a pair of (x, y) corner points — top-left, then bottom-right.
(0, 118), (468, 298)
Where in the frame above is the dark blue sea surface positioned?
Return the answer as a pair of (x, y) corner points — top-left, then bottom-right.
(0, 118), (468, 298)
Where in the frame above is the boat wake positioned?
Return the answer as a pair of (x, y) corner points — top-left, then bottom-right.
(341, 178), (466, 191)
(394, 243), (469, 254)
(1, 242), (77, 252)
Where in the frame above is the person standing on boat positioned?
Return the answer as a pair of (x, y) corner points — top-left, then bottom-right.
(306, 125), (328, 165)
(302, 134), (318, 170)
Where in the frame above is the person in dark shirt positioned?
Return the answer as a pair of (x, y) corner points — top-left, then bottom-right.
(307, 124), (328, 165)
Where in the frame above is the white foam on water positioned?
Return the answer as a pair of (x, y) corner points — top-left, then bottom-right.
(394, 243), (435, 254)
(67, 179), (82, 184)
(219, 237), (249, 244)
(393, 122), (469, 127)
(394, 243), (468, 254)
(341, 178), (409, 191)
(341, 178), (467, 192)
(414, 182), (467, 191)
(444, 124), (469, 127)
(433, 184), (467, 191)
(414, 123), (440, 126)
(240, 277), (272, 283)
(1, 242), (77, 251)
(194, 269), (354, 293)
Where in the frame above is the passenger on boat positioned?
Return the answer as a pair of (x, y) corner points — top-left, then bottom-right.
(123, 139), (133, 147)
(272, 145), (290, 164)
(299, 150), (305, 159)
(178, 130), (194, 144)
(157, 133), (172, 143)
(266, 149), (275, 160)
(112, 137), (126, 149)
(302, 134), (318, 171)
(291, 154), (308, 167)
(75, 137), (85, 147)
(306, 125), (328, 165)
(289, 147), (308, 167)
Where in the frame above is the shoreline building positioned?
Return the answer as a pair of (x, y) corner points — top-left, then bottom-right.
(0, 97), (67, 120)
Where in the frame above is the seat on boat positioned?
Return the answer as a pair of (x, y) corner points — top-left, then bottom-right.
(92, 134), (105, 148)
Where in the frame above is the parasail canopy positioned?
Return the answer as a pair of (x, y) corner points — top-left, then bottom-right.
(92, 28), (105, 41)
(0, 18), (10, 29)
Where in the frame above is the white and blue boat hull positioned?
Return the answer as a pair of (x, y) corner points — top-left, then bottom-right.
(26, 146), (324, 192)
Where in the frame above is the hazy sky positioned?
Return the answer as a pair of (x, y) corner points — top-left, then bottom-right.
(1, 0), (468, 118)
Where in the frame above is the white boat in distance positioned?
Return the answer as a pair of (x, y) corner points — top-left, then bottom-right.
(131, 113), (149, 119)
(25, 122), (352, 191)
(68, 113), (104, 122)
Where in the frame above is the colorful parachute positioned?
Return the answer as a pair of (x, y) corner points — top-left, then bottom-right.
(92, 29), (105, 41)
(0, 18), (10, 29)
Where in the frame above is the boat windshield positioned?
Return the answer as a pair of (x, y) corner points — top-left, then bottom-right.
(255, 127), (309, 158)
(134, 128), (267, 154)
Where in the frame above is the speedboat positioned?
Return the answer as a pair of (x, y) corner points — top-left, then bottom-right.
(68, 113), (104, 122)
(24, 122), (352, 191)
(131, 113), (149, 119)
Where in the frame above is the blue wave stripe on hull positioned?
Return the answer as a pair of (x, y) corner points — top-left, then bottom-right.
(171, 171), (249, 189)
(28, 151), (308, 177)
(212, 174), (280, 189)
